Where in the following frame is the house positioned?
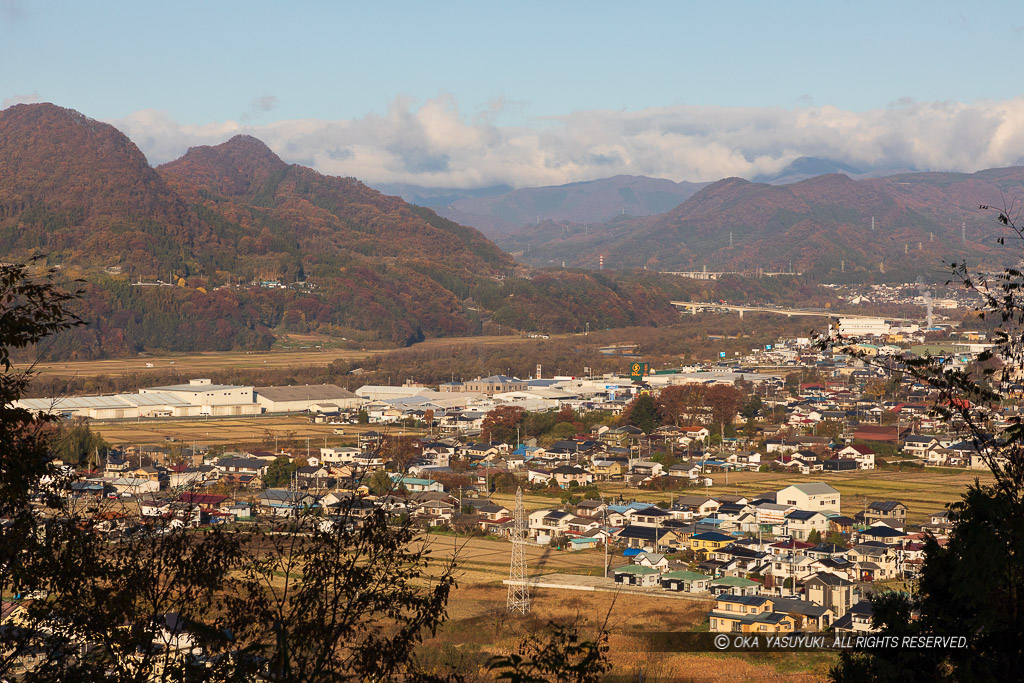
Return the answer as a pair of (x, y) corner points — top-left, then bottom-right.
(847, 543), (900, 581)
(832, 600), (877, 634)
(393, 476), (445, 493)
(776, 482), (840, 513)
(661, 570), (711, 593)
(855, 524), (907, 545)
(614, 525), (683, 551)
(822, 457), (858, 472)
(612, 565), (662, 587)
(295, 465), (331, 490)
(551, 465), (593, 489)
(903, 435), (940, 458)
(862, 501), (908, 528)
(629, 506), (674, 527)
(215, 457), (269, 477)
(803, 572), (858, 619)
(529, 509), (573, 538)
(851, 425), (907, 445)
(709, 576), (761, 596)
(104, 456), (133, 476)
(784, 510), (830, 541)
(633, 552), (670, 570)
(690, 531), (735, 558)
(574, 500), (607, 517)
(829, 515), (857, 535)
(590, 459), (627, 480)
(629, 460), (665, 479)
(673, 495), (721, 517)
(768, 597), (834, 631)
(708, 595), (796, 633)
(258, 489), (317, 516)
(922, 509), (950, 533)
(836, 444), (876, 469)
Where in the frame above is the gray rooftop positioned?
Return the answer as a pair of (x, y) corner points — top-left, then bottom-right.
(255, 384), (357, 402)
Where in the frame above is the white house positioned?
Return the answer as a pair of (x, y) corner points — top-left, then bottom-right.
(776, 483), (841, 514)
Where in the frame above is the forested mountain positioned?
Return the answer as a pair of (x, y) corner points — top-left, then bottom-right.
(0, 103), (707, 360)
(502, 169), (1024, 278)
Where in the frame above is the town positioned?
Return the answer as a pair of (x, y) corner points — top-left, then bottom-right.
(4, 309), (1000, 676)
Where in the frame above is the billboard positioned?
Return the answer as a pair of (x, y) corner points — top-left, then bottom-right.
(629, 362), (651, 382)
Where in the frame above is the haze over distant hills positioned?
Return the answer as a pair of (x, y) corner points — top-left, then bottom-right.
(375, 175), (707, 236)
(499, 168), (1024, 278)
(373, 157), (914, 240)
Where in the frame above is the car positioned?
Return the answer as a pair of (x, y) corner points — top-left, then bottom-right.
(107, 493), (118, 499)
(333, 428), (345, 435)
(121, 492), (134, 499)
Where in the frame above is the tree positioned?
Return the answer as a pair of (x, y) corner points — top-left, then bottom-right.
(264, 454), (298, 488)
(740, 394), (763, 421)
(827, 206), (1024, 681)
(367, 468), (394, 497)
(481, 405), (525, 444)
(622, 394), (657, 433)
(48, 419), (109, 468)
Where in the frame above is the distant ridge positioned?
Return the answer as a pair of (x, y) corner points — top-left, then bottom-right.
(377, 175), (707, 237)
(500, 167), (1024, 277)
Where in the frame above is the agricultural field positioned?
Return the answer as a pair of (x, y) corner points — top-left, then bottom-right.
(91, 416), (428, 451)
(599, 469), (988, 526)
(416, 535), (834, 680)
(18, 333), (558, 380)
(703, 469), (985, 525)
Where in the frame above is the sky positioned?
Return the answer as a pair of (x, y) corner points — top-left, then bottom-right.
(3, 0), (1024, 188)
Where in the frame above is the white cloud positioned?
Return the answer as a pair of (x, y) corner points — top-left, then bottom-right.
(109, 96), (1024, 188)
(3, 91), (39, 107)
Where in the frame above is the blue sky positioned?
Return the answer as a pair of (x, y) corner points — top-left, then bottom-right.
(3, 1), (1024, 187)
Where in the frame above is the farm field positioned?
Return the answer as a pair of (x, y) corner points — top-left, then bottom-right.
(17, 333), (559, 380)
(416, 533), (834, 680)
(599, 468), (988, 525)
(91, 416), (428, 450)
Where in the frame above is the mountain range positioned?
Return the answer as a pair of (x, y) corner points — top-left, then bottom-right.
(371, 157), (915, 239)
(497, 168), (1024, 278)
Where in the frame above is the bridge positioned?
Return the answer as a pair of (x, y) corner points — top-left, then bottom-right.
(670, 301), (919, 323)
(660, 270), (800, 280)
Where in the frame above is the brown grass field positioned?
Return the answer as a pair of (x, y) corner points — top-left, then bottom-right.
(18, 333), (560, 379)
(91, 416), (428, 450)
(416, 534), (835, 680)
(597, 469), (988, 526)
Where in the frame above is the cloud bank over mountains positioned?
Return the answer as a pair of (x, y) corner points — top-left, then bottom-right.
(109, 95), (1024, 189)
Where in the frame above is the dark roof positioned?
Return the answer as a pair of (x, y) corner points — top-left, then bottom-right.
(716, 594), (771, 606)
(805, 571), (855, 587)
(691, 531), (733, 542)
(860, 526), (906, 538)
(786, 510), (822, 521)
(867, 500), (906, 512)
(769, 597), (830, 618)
(633, 506), (673, 517)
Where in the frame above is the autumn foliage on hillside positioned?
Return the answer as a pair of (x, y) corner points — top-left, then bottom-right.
(0, 103), (734, 357)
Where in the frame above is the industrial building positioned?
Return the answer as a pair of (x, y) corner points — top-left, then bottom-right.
(254, 384), (361, 413)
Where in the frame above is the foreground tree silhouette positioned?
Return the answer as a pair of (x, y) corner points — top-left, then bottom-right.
(826, 207), (1024, 682)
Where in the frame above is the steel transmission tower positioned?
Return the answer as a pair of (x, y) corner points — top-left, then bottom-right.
(507, 487), (531, 613)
